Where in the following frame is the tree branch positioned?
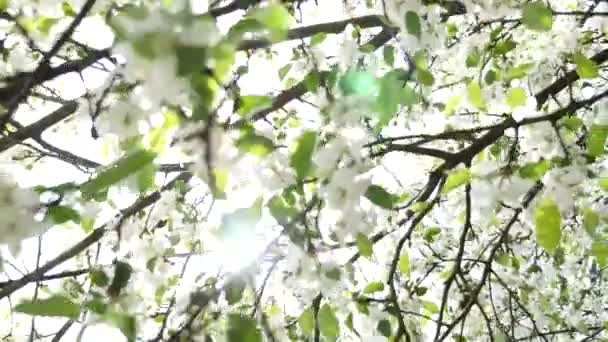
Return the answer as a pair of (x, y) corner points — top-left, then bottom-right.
(0, 0), (98, 129)
(0, 172), (191, 300)
(238, 15), (389, 50)
(0, 269), (89, 288)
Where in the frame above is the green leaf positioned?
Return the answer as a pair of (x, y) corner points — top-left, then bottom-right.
(46, 205), (80, 225)
(446, 22), (457, 37)
(506, 87), (526, 108)
(268, 195), (298, 226)
(90, 269), (110, 287)
(405, 11), (421, 39)
(467, 81), (486, 110)
(290, 131), (317, 181)
(278, 64), (291, 80)
(375, 72), (402, 130)
(402, 85), (419, 107)
(600, 177), (608, 191)
(62, 2), (76, 16)
(521, 2), (553, 32)
(175, 45), (207, 77)
(444, 95), (462, 115)
(81, 150), (156, 199)
(237, 132), (275, 157)
(422, 300), (439, 314)
(303, 70), (321, 91)
(237, 95), (272, 117)
(356, 233), (374, 258)
(495, 333), (508, 342)
(583, 207), (599, 238)
(325, 267), (341, 281)
(416, 69), (434, 86)
(355, 299), (369, 314)
(345, 312), (354, 332)
(298, 308), (314, 337)
(339, 70), (379, 97)
(107, 261), (133, 298)
(147, 110), (179, 152)
(349, 41), (369, 52)
(415, 286), (428, 296)
(443, 168), (471, 193)
(365, 184), (396, 209)
(310, 32), (327, 45)
(560, 116), (583, 131)
(534, 196), (561, 254)
(36, 16), (60, 35)
(465, 48), (480, 67)
(363, 281), (385, 294)
(423, 226), (441, 242)
(190, 77), (217, 121)
(15, 296), (79, 319)
(318, 304), (340, 341)
(494, 39), (517, 55)
(573, 52), (599, 79)
(505, 63), (533, 81)
(105, 312), (136, 342)
(377, 319), (392, 337)
(225, 279), (245, 305)
(85, 299), (107, 315)
(0, 0), (9, 11)
(383, 45), (395, 66)
(484, 69), (498, 85)
(398, 253), (410, 275)
(251, 4), (290, 41)
(591, 241), (608, 268)
(136, 163), (156, 192)
(412, 201), (429, 213)
(228, 18), (266, 39)
(518, 160), (551, 180)
(587, 125), (608, 158)
(495, 253), (511, 267)
(81, 218), (95, 233)
(131, 32), (172, 59)
(413, 50), (429, 70)
(211, 168), (228, 199)
(227, 314), (262, 342)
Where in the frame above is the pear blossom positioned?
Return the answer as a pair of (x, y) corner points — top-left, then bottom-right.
(1, 0), (608, 341)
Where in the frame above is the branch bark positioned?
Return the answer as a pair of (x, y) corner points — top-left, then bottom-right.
(0, 0), (98, 129)
(0, 172), (191, 300)
(237, 15), (389, 50)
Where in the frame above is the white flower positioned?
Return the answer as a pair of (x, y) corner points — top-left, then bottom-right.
(114, 44), (191, 108)
(471, 159), (500, 178)
(313, 137), (347, 178)
(73, 16), (115, 50)
(520, 122), (563, 160)
(512, 96), (540, 122)
(80, 201), (101, 221)
(340, 125), (368, 161)
(585, 2), (608, 32)
(7, 43), (37, 73)
(178, 19), (221, 46)
(149, 190), (179, 222)
(97, 99), (145, 138)
(182, 126), (241, 188)
(337, 28), (358, 72)
(0, 174), (46, 256)
(325, 167), (370, 215)
(254, 151), (296, 191)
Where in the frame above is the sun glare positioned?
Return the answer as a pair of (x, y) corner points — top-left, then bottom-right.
(215, 230), (269, 273)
